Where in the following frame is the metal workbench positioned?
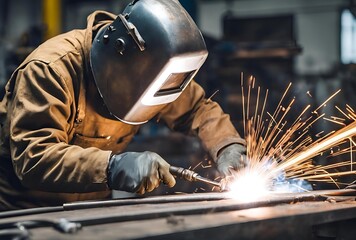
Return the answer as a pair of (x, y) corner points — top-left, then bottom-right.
(0, 189), (356, 239)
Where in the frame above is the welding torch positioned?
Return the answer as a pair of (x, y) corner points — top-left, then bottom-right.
(169, 165), (227, 191)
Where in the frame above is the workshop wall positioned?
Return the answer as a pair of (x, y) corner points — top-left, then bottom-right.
(199, 0), (346, 76)
(197, 0), (352, 133)
(0, 0), (42, 95)
(0, 0), (349, 84)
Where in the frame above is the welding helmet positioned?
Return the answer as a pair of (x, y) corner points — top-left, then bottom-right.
(90, 0), (208, 124)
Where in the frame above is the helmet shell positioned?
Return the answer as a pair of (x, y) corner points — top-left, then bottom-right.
(90, 0), (208, 124)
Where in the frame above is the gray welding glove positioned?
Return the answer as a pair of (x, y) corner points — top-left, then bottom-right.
(216, 144), (248, 177)
(107, 151), (176, 194)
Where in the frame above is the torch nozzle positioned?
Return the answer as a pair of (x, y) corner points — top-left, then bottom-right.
(169, 165), (226, 191)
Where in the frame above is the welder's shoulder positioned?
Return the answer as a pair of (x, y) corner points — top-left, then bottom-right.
(13, 29), (87, 88)
(23, 29), (86, 69)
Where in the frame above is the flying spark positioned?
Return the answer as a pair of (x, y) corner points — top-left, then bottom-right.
(227, 77), (356, 200)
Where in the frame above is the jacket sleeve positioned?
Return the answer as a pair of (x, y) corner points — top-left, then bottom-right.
(8, 60), (111, 193)
(158, 80), (246, 160)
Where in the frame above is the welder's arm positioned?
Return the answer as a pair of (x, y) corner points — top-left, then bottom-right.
(107, 151), (176, 194)
(159, 80), (246, 163)
(8, 61), (110, 193)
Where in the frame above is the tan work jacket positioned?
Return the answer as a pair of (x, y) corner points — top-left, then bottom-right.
(0, 11), (245, 210)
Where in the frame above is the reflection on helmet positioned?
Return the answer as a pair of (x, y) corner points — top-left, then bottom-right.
(90, 0), (208, 125)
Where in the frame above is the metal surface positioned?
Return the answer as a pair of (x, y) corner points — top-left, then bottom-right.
(0, 189), (355, 239)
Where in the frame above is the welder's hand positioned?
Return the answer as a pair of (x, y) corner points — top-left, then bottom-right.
(216, 144), (248, 177)
(107, 151), (176, 194)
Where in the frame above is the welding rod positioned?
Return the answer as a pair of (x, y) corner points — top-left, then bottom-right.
(169, 165), (223, 190)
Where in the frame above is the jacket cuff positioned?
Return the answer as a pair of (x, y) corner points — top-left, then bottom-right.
(210, 136), (246, 161)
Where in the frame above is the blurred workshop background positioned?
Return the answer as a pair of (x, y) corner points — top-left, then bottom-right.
(0, 0), (356, 194)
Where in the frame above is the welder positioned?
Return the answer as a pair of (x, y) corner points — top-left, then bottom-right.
(0, 0), (247, 210)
